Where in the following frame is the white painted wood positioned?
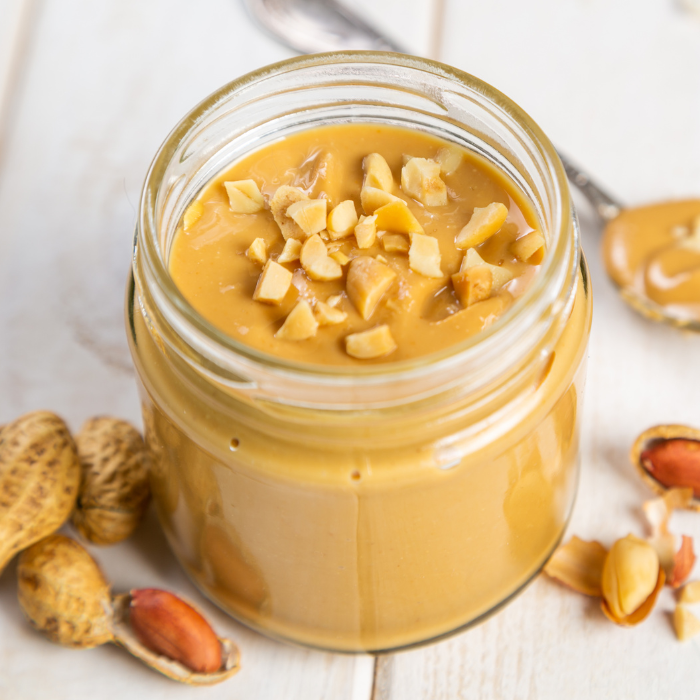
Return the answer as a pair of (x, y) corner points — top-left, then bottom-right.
(441, 0), (700, 206)
(0, 0), (36, 157)
(375, 1), (700, 698)
(339, 0), (436, 57)
(3, 0), (700, 698)
(0, 515), (375, 700)
(0, 1), (375, 698)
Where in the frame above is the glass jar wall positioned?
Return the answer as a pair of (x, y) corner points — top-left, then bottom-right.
(128, 52), (592, 652)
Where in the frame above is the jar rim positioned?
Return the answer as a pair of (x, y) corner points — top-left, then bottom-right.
(136, 50), (575, 393)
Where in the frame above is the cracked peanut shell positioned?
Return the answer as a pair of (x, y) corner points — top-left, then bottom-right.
(631, 424), (700, 509)
(0, 411), (81, 574)
(72, 417), (151, 545)
(17, 534), (114, 648)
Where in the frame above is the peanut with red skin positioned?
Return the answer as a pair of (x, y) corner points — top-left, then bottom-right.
(641, 439), (700, 497)
(129, 588), (222, 674)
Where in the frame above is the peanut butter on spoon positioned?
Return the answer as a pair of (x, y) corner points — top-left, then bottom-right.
(601, 201), (700, 327)
(558, 157), (700, 329)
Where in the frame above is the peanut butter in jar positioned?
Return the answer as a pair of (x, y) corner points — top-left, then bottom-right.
(129, 53), (592, 652)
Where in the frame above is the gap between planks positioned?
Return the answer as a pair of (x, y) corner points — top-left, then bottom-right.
(371, 655), (393, 700)
(0, 0), (40, 169)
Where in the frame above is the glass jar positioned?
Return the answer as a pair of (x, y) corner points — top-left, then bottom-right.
(127, 52), (592, 653)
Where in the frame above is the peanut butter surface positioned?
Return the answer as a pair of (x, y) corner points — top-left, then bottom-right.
(602, 200), (700, 323)
(169, 124), (544, 365)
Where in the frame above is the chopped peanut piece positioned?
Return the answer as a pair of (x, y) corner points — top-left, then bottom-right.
(183, 200), (204, 230)
(409, 234), (442, 278)
(174, 126), (544, 366)
(681, 581), (700, 604)
(246, 237), (268, 265)
(435, 146), (462, 175)
(455, 202), (509, 249)
(674, 605), (700, 641)
(346, 256), (397, 320)
(363, 153), (394, 191)
(224, 179), (265, 214)
(253, 260), (293, 305)
(330, 251), (350, 266)
(354, 215), (377, 249)
(277, 238), (302, 264)
(286, 199), (328, 236)
(361, 186), (401, 215)
(511, 230), (546, 264)
(460, 248), (514, 289)
(346, 325), (397, 359)
(401, 157), (448, 207)
(300, 234), (343, 281)
(270, 185), (309, 240)
(452, 266), (493, 307)
(275, 300), (318, 340)
(315, 301), (348, 326)
(374, 200), (424, 235)
(327, 200), (359, 240)
(382, 234), (409, 253)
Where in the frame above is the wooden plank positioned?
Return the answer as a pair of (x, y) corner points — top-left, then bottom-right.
(0, 1), (375, 697)
(0, 0), (36, 160)
(0, 514), (376, 700)
(375, 1), (700, 697)
(341, 0), (436, 57)
(440, 0), (700, 205)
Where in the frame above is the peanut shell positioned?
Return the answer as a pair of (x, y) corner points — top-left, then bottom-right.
(0, 411), (81, 573)
(112, 593), (240, 685)
(72, 417), (151, 545)
(17, 534), (113, 648)
(631, 424), (700, 510)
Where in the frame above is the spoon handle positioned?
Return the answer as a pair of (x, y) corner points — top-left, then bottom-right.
(244, 0), (405, 55)
(558, 154), (623, 222)
(244, 1), (623, 224)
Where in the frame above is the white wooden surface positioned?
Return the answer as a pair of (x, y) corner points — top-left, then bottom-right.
(1, 1), (700, 698)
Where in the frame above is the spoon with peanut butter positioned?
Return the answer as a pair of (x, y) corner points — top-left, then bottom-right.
(246, 0), (700, 330)
(564, 160), (700, 330)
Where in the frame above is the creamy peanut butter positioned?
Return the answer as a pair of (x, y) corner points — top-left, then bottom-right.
(131, 267), (590, 651)
(169, 124), (544, 365)
(602, 200), (700, 323)
(130, 122), (591, 652)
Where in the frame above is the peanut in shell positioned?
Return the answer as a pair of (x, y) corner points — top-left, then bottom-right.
(72, 416), (151, 545)
(17, 534), (114, 648)
(0, 411), (81, 574)
(631, 424), (700, 509)
(17, 534), (240, 684)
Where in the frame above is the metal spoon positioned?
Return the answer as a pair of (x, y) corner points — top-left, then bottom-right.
(245, 0), (405, 54)
(243, 0), (620, 217)
(243, 0), (699, 330)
